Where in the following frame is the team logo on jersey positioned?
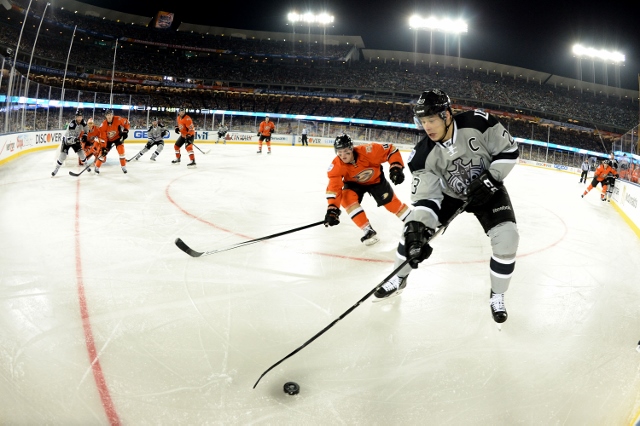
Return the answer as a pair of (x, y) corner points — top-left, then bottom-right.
(353, 168), (375, 183)
(327, 164), (334, 172)
(446, 157), (485, 194)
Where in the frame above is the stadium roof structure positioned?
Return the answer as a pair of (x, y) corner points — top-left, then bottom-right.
(54, 0), (152, 26)
(364, 50), (638, 101)
(176, 23), (365, 49)
(50, 0), (637, 101)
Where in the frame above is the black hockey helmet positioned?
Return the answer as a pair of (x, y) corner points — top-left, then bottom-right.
(414, 89), (451, 119)
(334, 134), (353, 152)
(75, 109), (83, 116)
(104, 108), (114, 115)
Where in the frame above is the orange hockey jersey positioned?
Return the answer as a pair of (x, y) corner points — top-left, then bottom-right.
(326, 143), (404, 207)
(177, 114), (195, 137)
(98, 115), (130, 143)
(259, 120), (275, 137)
(594, 163), (616, 181)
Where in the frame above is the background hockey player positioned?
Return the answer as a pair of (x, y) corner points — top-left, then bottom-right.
(324, 133), (410, 245)
(131, 117), (169, 161)
(216, 123), (228, 144)
(79, 117), (103, 166)
(604, 153), (619, 202)
(51, 109), (88, 176)
(582, 159), (615, 201)
(94, 109), (130, 174)
(257, 115), (275, 154)
(173, 108), (197, 168)
(376, 89), (520, 327)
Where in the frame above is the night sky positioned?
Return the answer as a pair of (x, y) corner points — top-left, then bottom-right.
(74, 0), (639, 91)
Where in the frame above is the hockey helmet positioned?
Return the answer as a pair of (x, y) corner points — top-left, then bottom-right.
(87, 117), (94, 125)
(75, 109), (83, 116)
(334, 134), (353, 152)
(602, 159), (610, 166)
(152, 116), (158, 122)
(104, 108), (114, 115)
(414, 89), (451, 119)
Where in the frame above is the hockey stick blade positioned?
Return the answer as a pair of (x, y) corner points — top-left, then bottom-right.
(174, 238), (203, 257)
(69, 161), (94, 177)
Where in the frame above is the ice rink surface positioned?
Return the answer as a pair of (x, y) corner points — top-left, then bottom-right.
(1, 142), (640, 425)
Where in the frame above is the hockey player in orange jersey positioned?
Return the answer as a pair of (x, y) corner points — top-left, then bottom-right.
(173, 108), (197, 168)
(324, 134), (410, 245)
(94, 108), (130, 174)
(80, 117), (104, 165)
(256, 115), (275, 154)
(582, 159), (616, 201)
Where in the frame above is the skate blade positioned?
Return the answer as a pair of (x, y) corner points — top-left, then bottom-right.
(372, 289), (403, 303)
(363, 236), (380, 246)
(496, 323), (502, 331)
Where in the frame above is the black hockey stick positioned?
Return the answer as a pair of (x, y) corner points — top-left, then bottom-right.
(175, 220), (325, 257)
(69, 157), (96, 177)
(253, 201), (470, 389)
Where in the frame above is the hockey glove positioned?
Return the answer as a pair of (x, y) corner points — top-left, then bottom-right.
(63, 137), (74, 146)
(324, 205), (341, 227)
(119, 127), (128, 141)
(81, 134), (88, 143)
(389, 165), (405, 185)
(403, 221), (434, 269)
(175, 126), (180, 135)
(257, 132), (261, 137)
(100, 147), (108, 157)
(466, 170), (502, 206)
(161, 130), (169, 137)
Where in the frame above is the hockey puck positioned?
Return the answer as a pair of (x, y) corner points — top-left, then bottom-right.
(283, 382), (300, 395)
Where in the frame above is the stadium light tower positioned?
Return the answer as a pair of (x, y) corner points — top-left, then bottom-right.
(288, 12), (334, 58)
(409, 15), (468, 69)
(572, 43), (625, 88)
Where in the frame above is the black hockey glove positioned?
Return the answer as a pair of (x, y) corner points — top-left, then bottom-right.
(81, 134), (88, 143)
(119, 126), (128, 141)
(389, 165), (405, 185)
(257, 132), (261, 137)
(324, 205), (341, 227)
(161, 130), (169, 137)
(466, 170), (502, 206)
(185, 134), (194, 145)
(175, 126), (180, 134)
(403, 221), (434, 269)
(101, 147), (108, 157)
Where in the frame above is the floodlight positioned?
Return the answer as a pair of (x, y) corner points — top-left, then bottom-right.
(572, 44), (625, 63)
(409, 15), (467, 34)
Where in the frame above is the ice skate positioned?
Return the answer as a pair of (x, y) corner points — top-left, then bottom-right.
(150, 155), (157, 161)
(51, 165), (61, 177)
(373, 275), (407, 301)
(257, 150), (262, 154)
(187, 160), (197, 169)
(361, 226), (379, 246)
(490, 290), (508, 328)
(94, 168), (100, 175)
(267, 151), (272, 154)
(122, 166), (127, 174)
(172, 158), (181, 164)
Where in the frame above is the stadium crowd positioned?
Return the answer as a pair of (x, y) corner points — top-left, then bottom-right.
(1, 0), (638, 163)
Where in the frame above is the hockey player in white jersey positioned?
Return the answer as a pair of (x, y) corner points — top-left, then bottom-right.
(51, 109), (89, 176)
(130, 117), (169, 161)
(376, 89), (520, 325)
